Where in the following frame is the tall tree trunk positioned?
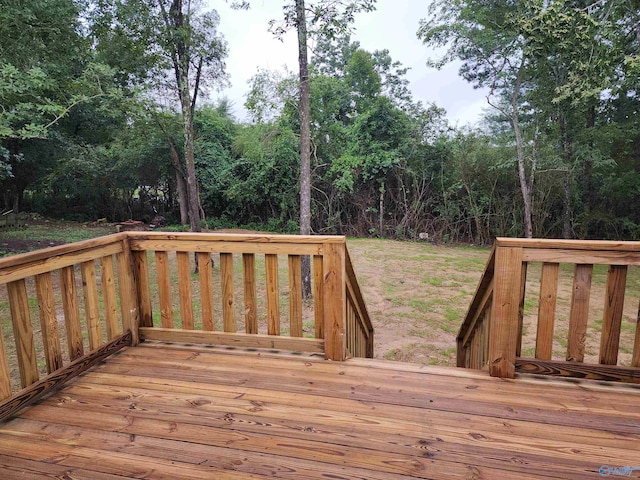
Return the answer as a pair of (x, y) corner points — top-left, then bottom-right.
(296, 0), (312, 298)
(562, 173), (571, 239)
(181, 104), (201, 233)
(510, 68), (533, 239)
(379, 181), (385, 238)
(559, 113), (573, 239)
(168, 138), (189, 225)
(581, 104), (596, 238)
(163, 0), (202, 234)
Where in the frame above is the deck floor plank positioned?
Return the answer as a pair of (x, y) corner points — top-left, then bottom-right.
(1, 342), (639, 479)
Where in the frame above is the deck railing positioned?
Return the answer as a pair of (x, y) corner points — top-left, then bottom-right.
(459, 238), (640, 383)
(0, 232), (372, 422)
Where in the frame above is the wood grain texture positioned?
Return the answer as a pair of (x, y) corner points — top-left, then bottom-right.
(634, 300), (640, 368)
(139, 328), (324, 353)
(599, 265), (627, 365)
(516, 358), (640, 384)
(323, 243), (346, 361)
(0, 325), (12, 400)
(132, 251), (153, 328)
(3, 341), (640, 480)
(521, 248), (640, 265)
(242, 253), (257, 334)
(516, 262), (527, 358)
(313, 255), (324, 340)
(288, 255), (302, 337)
(116, 242), (139, 346)
(59, 266), (84, 361)
(497, 236), (640, 252)
(155, 251), (173, 329)
(536, 263), (559, 360)
(129, 239), (322, 256)
(345, 249), (373, 338)
(220, 253), (235, 333)
(80, 261), (102, 350)
(0, 331), (131, 423)
(0, 239), (124, 285)
(458, 244), (496, 360)
(198, 253), (214, 331)
(34, 273), (63, 374)
(567, 264), (593, 363)
(7, 280), (38, 388)
(265, 254), (280, 336)
(176, 252), (194, 330)
(99, 256), (120, 339)
(488, 246), (523, 378)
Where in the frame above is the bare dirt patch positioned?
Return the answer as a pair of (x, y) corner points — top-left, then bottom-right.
(346, 238), (489, 365)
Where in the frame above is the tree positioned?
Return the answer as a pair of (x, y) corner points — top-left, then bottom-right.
(270, 0), (375, 295)
(419, 0), (538, 237)
(92, 0), (229, 232)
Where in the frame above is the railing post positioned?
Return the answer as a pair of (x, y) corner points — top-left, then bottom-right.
(488, 245), (523, 378)
(323, 241), (346, 361)
(117, 236), (140, 346)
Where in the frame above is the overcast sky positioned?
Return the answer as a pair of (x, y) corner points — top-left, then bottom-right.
(211, 1), (489, 126)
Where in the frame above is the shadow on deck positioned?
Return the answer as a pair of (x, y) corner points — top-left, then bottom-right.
(2, 341), (639, 479)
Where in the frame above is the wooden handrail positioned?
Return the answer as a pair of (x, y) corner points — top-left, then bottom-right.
(345, 249), (374, 358)
(459, 238), (640, 384)
(0, 232), (373, 422)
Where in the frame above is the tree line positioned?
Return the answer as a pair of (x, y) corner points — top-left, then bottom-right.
(1, 0), (639, 244)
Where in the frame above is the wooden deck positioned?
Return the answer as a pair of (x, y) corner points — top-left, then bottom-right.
(1, 342), (639, 479)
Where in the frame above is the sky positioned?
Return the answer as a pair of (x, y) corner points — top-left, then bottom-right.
(211, 1), (489, 127)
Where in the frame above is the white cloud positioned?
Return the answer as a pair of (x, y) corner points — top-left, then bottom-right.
(210, 1), (488, 127)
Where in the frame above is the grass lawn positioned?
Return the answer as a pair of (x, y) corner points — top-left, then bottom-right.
(0, 220), (638, 390)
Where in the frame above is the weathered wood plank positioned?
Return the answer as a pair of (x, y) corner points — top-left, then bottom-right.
(0, 428), (264, 480)
(7, 280), (38, 388)
(132, 250), (153, 328)
(521, 247), (640, 265)
(288, 255), (302, 337)
(567, 264), (593, 362)
(313, 254), (324, 340)
(488, 246), (523, 378)
(345, 249), (373, 347)
(116, 241), (139, 345)
(634, 299), (640, 368)
(0, 240), (124, 285)
(0, 453), (126, 480)
(129, 238), (323, 256)
(99, 255), (120, 339)
(0, 331), (131, 423)
(497, 237), (640, 252)
(220, 253), (235, 333)
(176, 251), (194, 330)
(198, 253), (214, 331)
(516, 262), (527, 358)
(458, 243), (496, 342)
(155, 251), (173, 329)
(80, 260), (102, 350)
(242, 253), (257, 334)
(323, 242), (346, 361)
(139, 328), (324, 353)
(59, 266), (84, 361)
(516, 358), (640, 384)
(34, 273), (63, 374)
(265, 254), (280, 336)
(600, 265), (627, 365)
(461, 281), (493, 348)
(536, 262), (559, 360)
(0, 323), (12, 400)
